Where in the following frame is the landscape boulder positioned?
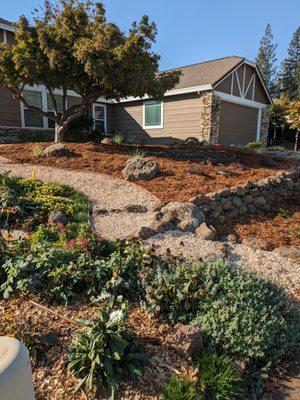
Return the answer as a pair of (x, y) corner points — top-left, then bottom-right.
(150, 202), (205, 233)
(165, 323), (203, 359)
(122, 158), (159, 182)
(196, 222), (216, 240)
(42, 143), (70, 157)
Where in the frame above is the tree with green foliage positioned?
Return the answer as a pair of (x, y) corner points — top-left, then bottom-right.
(0, 0), (181, 142)
(280, 27), (300, 100)
(256, 24), (278, 96)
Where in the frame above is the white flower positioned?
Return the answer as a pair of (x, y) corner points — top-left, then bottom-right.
(98, 291), (111, 301)
(109, 309), (124, 324)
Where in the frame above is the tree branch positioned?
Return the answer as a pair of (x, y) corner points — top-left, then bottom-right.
(9, 88), (59, 122)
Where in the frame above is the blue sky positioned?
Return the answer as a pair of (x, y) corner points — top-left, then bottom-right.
(1, 0), (299, 71)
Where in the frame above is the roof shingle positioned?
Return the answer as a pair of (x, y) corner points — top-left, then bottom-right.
(162, 56), (244, 89)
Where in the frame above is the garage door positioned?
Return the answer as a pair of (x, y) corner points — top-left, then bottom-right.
(219, 101), (258, 145)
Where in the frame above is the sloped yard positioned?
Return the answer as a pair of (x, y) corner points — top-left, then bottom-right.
(0, 142), (296, 202)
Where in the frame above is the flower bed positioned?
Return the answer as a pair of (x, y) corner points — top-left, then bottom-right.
(1, 175), (299, 399)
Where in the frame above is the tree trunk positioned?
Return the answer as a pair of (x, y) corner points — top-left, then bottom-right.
(55, 123), (65, 143)
(294, 130), (299, 153)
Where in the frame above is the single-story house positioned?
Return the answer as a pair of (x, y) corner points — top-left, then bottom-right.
(0, 17), (272, 145)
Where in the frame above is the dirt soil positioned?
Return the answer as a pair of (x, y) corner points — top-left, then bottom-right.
(0, 295), (191, 400)
(0, 142), (297, 202)
(216, 198), (300, 249)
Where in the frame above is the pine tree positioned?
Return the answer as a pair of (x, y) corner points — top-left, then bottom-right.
(256, 24), (278, 96)
(280, 27), (300, 100)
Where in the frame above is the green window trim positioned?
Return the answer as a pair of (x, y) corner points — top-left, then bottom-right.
(143, 101), (163, 129)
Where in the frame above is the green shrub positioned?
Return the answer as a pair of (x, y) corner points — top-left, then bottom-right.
(0, 246), (110, 303)
(34, 195), (75, 215)
(141, 260), (206, 323)
(267, 145), (285, 151)
(129, 147), (147, 159)
(246, 141), (263, 149)
(0, 241), (146, 304)
(191, 259), (300, 364)
(161, 374), (201, 400)
(197, 353), (242, 399)
(112, 133), (126, 145)
(33, 182), (69, 197)
(66, 302), (148, 396)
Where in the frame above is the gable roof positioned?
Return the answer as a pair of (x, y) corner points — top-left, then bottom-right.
(0, 17), (12, 26)
(162, 56), (244, 89)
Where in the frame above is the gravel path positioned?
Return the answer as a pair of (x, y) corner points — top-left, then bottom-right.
(0, 159), (158, 239)
(1, 157), (299, 299)
(146, 230), (300, 301)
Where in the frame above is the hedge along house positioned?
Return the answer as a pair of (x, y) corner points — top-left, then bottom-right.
(0, 17), (272, 145)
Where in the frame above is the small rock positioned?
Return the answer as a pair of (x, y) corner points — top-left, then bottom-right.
(101, 137), (112, 144)
(122, 158), (159, 182)
(124, 204), (148, 213)
(242, 236), (272, 251)
(48, 210), (68, 225)
(38, 333), (59, 347)
(42, 143), (70, 157)
(196, 222), (216, 241)
(232, 196), (243, 207)
(134, 226), (157, 239)
(222, 234), (239, 244)
(165, 323), (203, 359)
(243, 195), (253, 204)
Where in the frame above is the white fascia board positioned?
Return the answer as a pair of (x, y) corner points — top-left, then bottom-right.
(118, 84), (212, 103)
(0, 23), (13, 32)
(22, 85), (114, 103)
(214, 90), (267, 109)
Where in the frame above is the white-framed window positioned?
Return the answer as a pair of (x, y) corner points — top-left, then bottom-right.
(92, 104), (106, 133)
(23, 90), (44, 128)
(143, 100), (163, 129)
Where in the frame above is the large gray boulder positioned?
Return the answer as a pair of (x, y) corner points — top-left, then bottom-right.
(122, 158), (159, 182)
(150, 201), (205, 233)
(42, 143), (70, 157)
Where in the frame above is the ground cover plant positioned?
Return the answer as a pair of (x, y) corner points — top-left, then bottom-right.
(1, 174), (299, 399)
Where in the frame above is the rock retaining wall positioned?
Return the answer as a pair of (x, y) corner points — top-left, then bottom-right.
(190, 167), (300, 223)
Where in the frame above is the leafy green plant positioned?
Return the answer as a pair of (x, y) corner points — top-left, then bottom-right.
(267, 145), (285, 151)
(161, 374), (201, 400)
(112, 133), (126, 145)
(66, 302), (148, 397)
(197, 353), (242, 399)
(31, 143), (44, 158)
(246, 141), (263, 149)
(129, 147), (147, 159)
(190, 259), (300, 364)
(296, 229), (300, 239)
(34, 194), (75, 215)
(141, 260), (206, 323)
(278, 208), (292, 218)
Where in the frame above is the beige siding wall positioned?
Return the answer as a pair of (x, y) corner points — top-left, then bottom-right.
(112, 93), (202, 143)
(0, 87), (22, 127)
(219, 101), (258, 145)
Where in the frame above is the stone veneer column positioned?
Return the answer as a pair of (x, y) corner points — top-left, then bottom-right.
(199, 91), (221, 144)
(260, 106), (271, 144)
